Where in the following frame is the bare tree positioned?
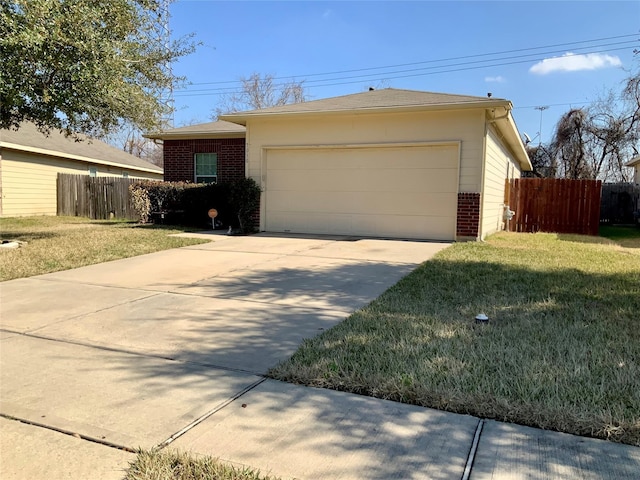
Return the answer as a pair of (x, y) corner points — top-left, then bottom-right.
(525, 144), (556, 178)
(103, 126), (163, 167)
(551, 109), (592, 179)
(212, 73), (307, 118)
(549, 69), (639, 182)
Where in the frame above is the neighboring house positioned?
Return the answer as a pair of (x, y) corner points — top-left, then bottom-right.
(626, 156), (640, 218)
(628, 156), (640, 185)
(151, 88), (532, 241)
(0, 123), (163, 217)
(144, 120), (246, 184)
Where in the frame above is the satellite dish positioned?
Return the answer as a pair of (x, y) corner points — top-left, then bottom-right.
(523, 132), (532, 145)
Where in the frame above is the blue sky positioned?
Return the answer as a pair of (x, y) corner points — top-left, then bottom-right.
(169, 1), (639, 145)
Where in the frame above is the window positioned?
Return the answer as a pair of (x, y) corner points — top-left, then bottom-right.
(122, 172), (129, 178)
(195, 153), (218, 184)
(89, 167), (97, 177)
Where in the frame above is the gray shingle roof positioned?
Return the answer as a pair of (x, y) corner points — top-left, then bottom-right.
(220, 88), (508, 121)
(144, 120), (246, 140)
(1, 123), (163, 173)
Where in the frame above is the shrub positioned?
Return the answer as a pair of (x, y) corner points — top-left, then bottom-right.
(181, 182), (232, 228)
(129, 180), (258, 230)
(228, 177), (262, 233)
(129, 181), (193, 224)
(129, 181), (154, 223)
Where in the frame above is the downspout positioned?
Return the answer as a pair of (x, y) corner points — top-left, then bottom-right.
(484, 105), (515, 239)
(478, 111), (489, 241)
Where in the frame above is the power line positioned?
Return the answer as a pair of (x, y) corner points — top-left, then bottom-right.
(174, 44), (636, 98)
(183, 33), (638, 88)
(175, 41), (636, 96)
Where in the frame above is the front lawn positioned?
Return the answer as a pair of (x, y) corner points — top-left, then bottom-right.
(0, 216), (208, 281)
(268, 231), (640, 446)
(599, 224), (640, 248)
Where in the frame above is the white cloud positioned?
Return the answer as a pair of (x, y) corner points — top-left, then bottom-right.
(530, 52), (622, 75)
(485, 76), (506, 83)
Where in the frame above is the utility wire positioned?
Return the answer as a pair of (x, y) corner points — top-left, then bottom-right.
(183, 33), (638, 87)
(175, 40), (636, 96)
(174, 44), (636, 98)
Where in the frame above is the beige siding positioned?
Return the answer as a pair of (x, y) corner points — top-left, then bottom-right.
(1, 150), (161, 217)
(480, 126), (522, 239)
(246, 109), (486, 232)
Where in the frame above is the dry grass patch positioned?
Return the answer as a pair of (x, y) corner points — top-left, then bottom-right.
(269, 232), (640, 446)
(0, 216), (208, 281)
(125, 450), (281, 480)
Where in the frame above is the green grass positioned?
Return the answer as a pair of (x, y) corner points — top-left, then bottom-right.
(0, 216), (208, 281)
(268, 232), (640, 446)
(599, 224), (640, 248)
(125, 450), (281, 480)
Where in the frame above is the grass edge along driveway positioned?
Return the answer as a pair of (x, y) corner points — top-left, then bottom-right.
(0, 216), (208, 281)
(269, 230), (640, 446)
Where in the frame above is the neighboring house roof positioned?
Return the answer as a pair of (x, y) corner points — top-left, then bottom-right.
(219, 88), (531, 171)
(144, 120), (246, 140)
(1, 122), (163, 174)
(626, 156), (640, 167)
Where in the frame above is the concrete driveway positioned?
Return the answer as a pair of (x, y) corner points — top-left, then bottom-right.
(3, 233), (639, 480)
(0, 233), (450, 479)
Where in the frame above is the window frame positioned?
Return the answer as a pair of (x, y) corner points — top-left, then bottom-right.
(194, 153), (218, 184)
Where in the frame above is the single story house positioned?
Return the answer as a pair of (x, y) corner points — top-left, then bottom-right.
(149, 88), (532, 241)
(0, 123), (163, 217)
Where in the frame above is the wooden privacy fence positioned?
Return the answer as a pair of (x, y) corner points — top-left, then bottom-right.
(57, 174), (138, 220)
(600, 183), (640, 224)
(506, 178), (602, 235)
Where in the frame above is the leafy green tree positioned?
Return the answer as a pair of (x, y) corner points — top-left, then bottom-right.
(0, 0), (195, 137)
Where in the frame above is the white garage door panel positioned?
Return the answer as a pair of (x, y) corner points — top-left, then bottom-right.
(265, 145), (458, 240)
(269, 147), (456, 171)
(269, 168), (457, 193)
(267, 191), (456, 216)
(268, 211), (455, 239)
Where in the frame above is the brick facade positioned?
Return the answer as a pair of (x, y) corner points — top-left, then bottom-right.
(456, 192), (481, 239)
(163, 138), (245, 183)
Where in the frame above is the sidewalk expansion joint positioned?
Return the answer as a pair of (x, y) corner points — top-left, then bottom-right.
(5, 331), (262, 376)
(0, 413), (136, 453)
(155, 377), (267, 450)
(25, 293), (163, 334)
(461, 419), (484, 480)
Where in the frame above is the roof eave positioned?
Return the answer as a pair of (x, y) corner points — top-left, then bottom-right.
(0, 142), (163, 174)
(503, 112), (533, 171)
(220, 100), (513, 126)
(143, 131), (246, 141)
(625, 156), (640, 167)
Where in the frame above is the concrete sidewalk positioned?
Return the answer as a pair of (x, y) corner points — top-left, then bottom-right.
(1, 233), (638, 479)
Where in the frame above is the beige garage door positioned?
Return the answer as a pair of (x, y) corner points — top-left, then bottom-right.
(264, 145), (459, 240)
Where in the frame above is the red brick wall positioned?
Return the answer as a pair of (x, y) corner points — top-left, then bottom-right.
(456, 193), (481, 238)
(163, 138), (245, 183)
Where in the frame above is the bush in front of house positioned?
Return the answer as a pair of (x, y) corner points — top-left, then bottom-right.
(129, 178), (261, 232)
(129, 181), (196, 224)
(227, 177), (261, 233)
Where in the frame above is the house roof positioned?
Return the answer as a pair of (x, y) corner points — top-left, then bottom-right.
(1, 123), (163, 174)
(220, 88), (532, 171)
(144, 120), (246, 140)
(219, 88), (512, 122)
